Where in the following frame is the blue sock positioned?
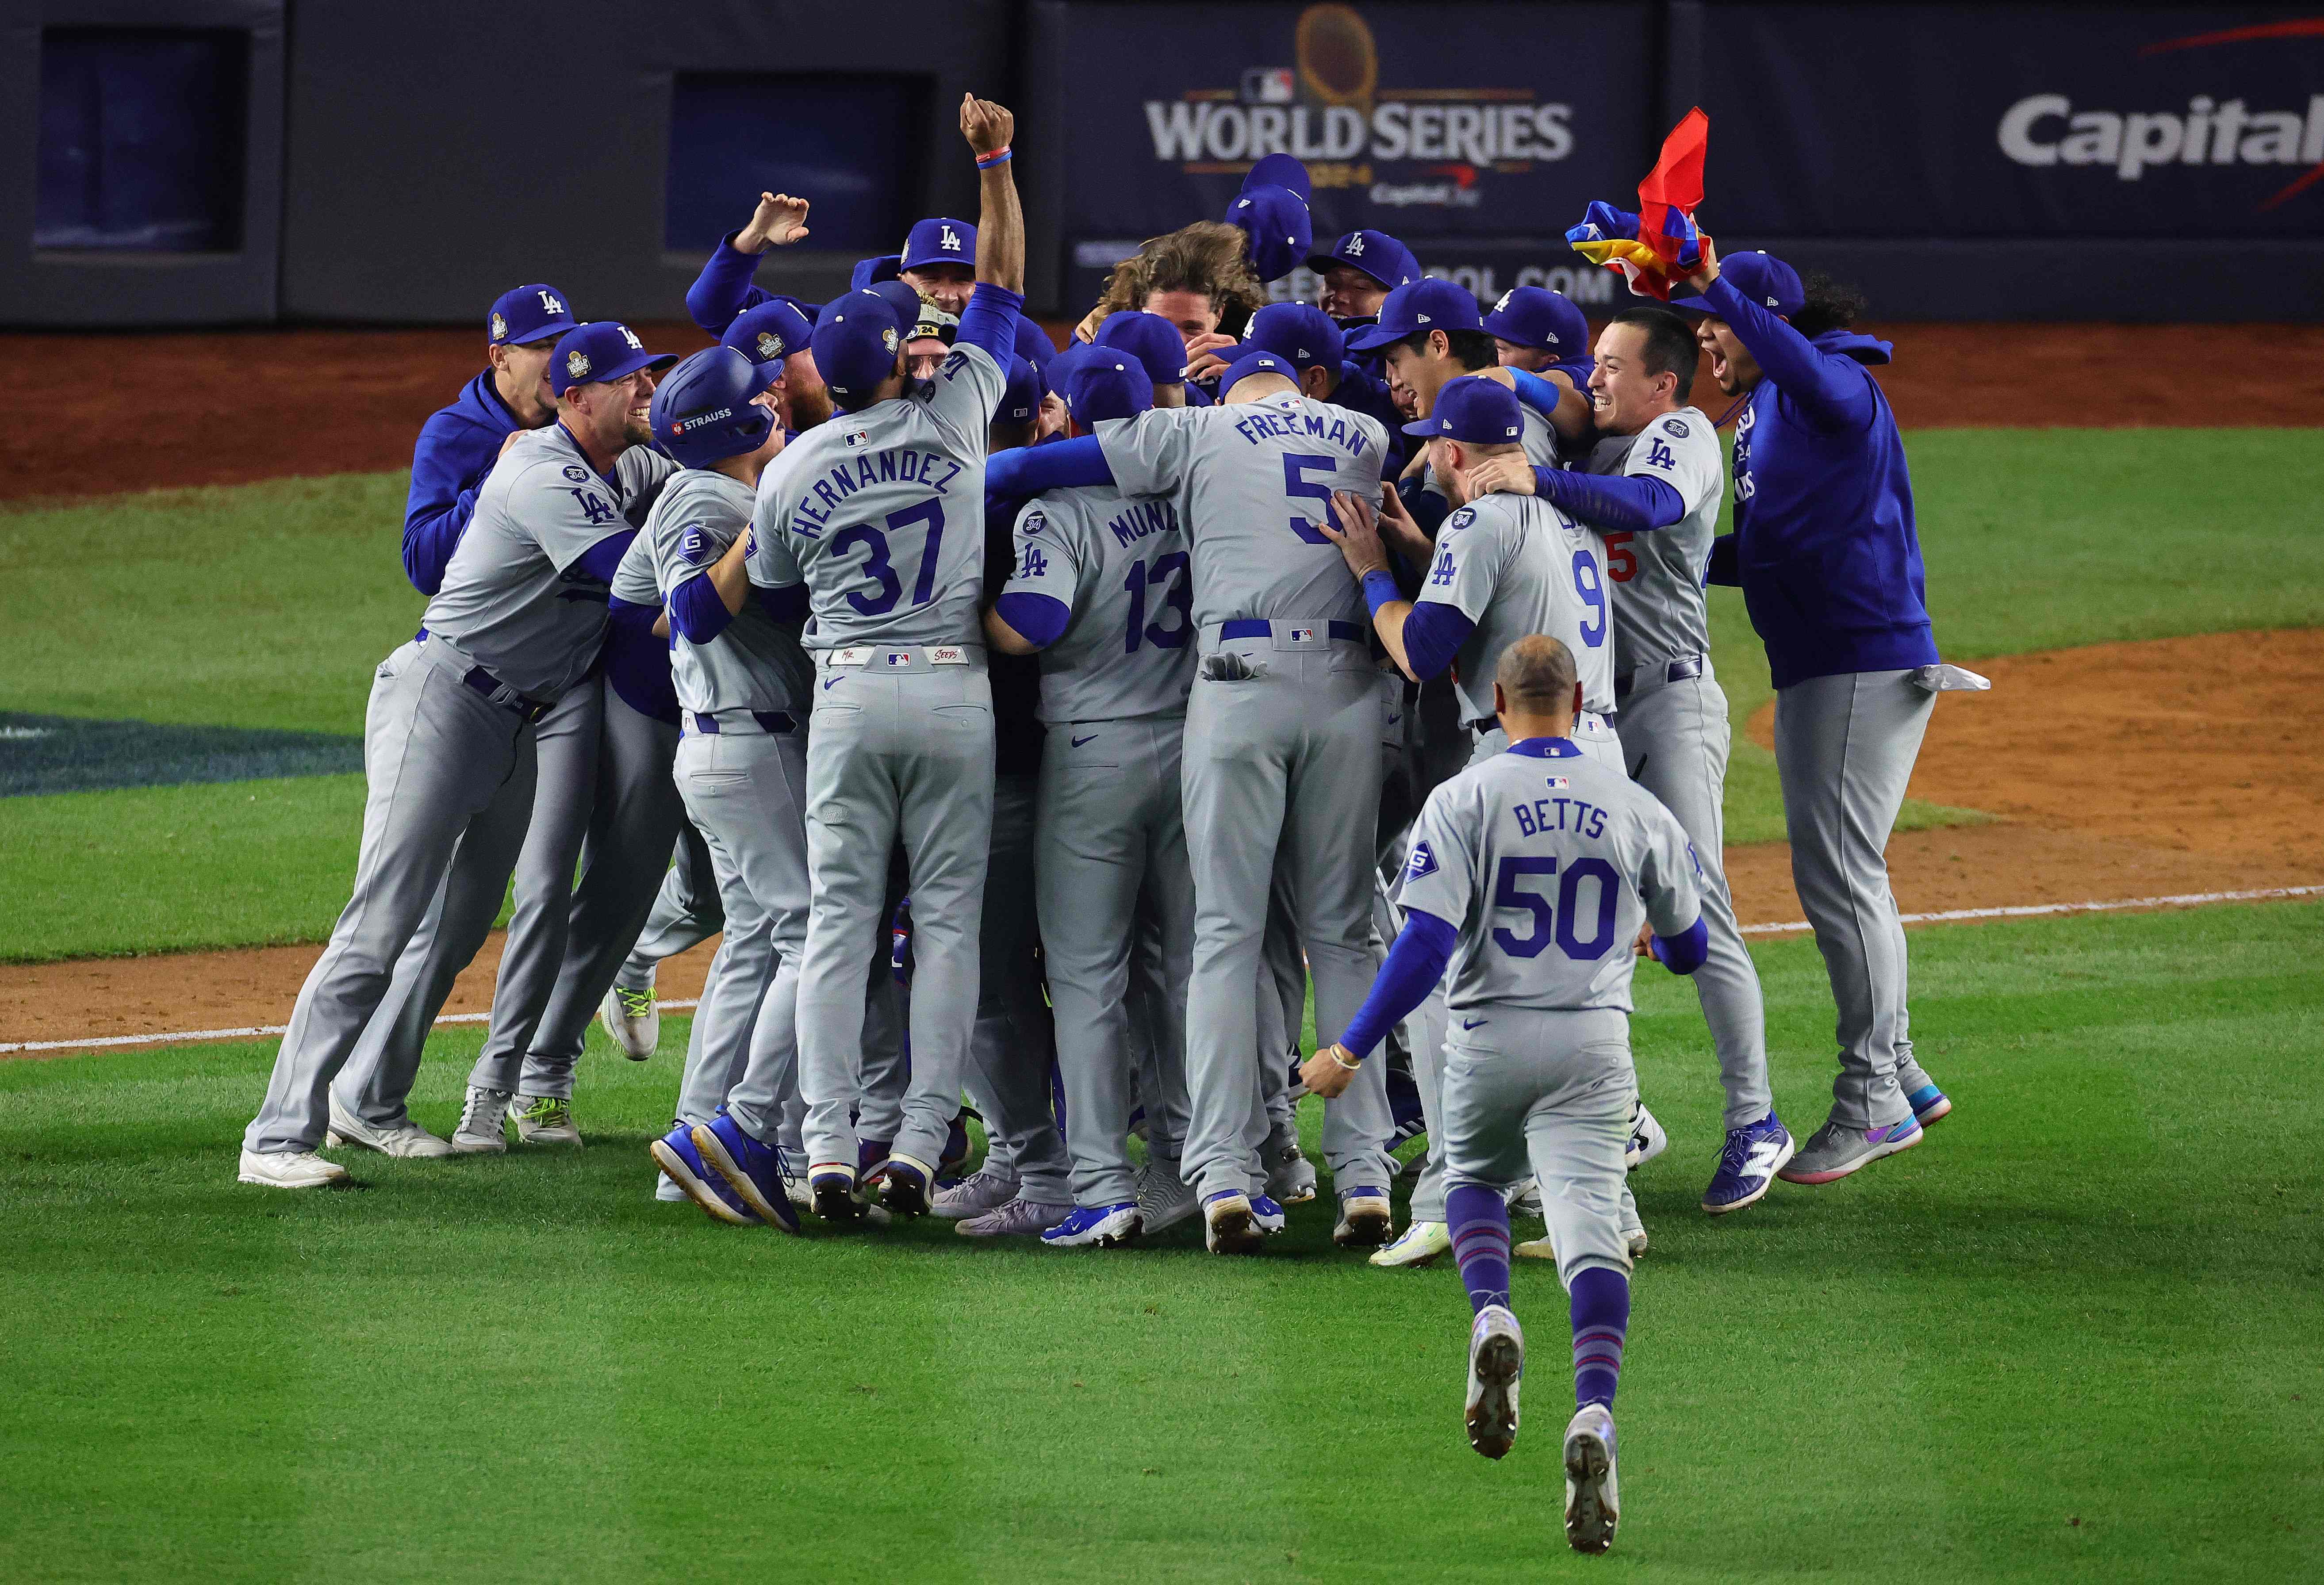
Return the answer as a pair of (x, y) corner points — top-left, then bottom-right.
(1570, 1266), (1631, 1410)
(1446, 1183), (1512, 1315)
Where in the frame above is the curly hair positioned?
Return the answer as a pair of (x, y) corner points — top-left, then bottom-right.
(1092, 221), (1268, 334)
(1791, 271), (1870, 339)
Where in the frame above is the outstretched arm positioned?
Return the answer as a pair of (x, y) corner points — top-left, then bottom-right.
(1686, 240), (1871, 432)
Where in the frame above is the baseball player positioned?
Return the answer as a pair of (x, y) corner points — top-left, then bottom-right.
(682, 191), (813, 333)
(1303, 228), (1420, 331)
(1303, 635), (1708, 1557)
(728, 93), (1027, 1225)
(1676, 245), (1950, 1182)
(985, 350), (1194, 1247)
(1481, 287), (1596, 436)
(1468, 306), (1794, 1212)
(597, 828), (721, 1059)
(987, 348), (1398, 1254)
(722, 297), (832, 434)
(1320, 377), (1626, 1266)
(239, 320), (676, 1187)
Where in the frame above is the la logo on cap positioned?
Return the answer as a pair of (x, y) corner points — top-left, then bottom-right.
(537, 290), (563, 314)
(1345, 233), (1365, 255)
(940, 225), (962, 250)
(621, 326), (643, 350)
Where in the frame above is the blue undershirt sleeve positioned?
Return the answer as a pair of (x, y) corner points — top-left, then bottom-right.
(685, 233), (772, 333)
(987, 435), (1115, 497)
(1532, 467), (1687, 532)
(957, 282), (1026, 364)
(1701, 276), (1873, 432)
(668, 575), (735, 644)
(753, 583), (808, 625)
(993, 591), (1071, 650)
(573, 529), (639, 586)
(1399, 602), (1476, 681)
(1505, 367), (1565, 419)
(1706, 533), (1740, 586)
(1339, 911), (1459, 1059)
(1649, 915), (1710, 975)
(1398, 476), (1451, 540)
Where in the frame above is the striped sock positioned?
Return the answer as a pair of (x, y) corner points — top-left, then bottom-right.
(1446, 1184), (1512, 1315)
(1570, 1266), (1631, 1410)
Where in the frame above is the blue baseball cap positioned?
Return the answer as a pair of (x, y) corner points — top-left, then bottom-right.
(810, 290), (905, 401)
(1246, 153), (1312, 204)
(1095, 310), (1190, 387)
(1301, 230), (1419, 292)
(1062, 351), (1153, 425)
(1672, 250), (1805, 318)
(1013, 316), (1058, 376)
(1218, 349), (1294, 397)
(1345, 278), (1485, 351)
(488, 283), (578, 347)
(652, 347), (778, 469)
(851, 253), (902, 290)
(721, 299), (817, 392)
(899, 216), (976, 275)
(549, 321), (676, 397)
(999, 354), (1045, 425)
(1244, 302), (1343, 373)
(1483, 286), (1590, 354)
(1223, 184), (1313, 284)
(861, 279), (927, 335)
(1400, 375), (1524, 443)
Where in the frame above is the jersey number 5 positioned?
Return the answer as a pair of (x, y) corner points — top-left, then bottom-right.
(1283, 453), (1338, 545)
(1491, 855), (1618, 961)
(1602, 531), (1638, 584)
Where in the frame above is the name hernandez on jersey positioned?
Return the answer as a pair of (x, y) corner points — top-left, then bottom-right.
(1589, 407), (1725, 671)
(1397, 740), (1702, 1014)
(1003, 487), (1193, 724)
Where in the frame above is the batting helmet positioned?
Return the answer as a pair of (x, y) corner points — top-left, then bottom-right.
(650, 346), (777, 469)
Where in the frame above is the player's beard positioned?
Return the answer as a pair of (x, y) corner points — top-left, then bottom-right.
(787, 383), (835, 432)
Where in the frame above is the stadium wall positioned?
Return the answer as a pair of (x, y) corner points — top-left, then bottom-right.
(3, 0), (2320, 327)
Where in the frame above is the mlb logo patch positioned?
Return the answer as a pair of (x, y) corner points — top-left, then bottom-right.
(1405, 841), (1440, 881)
(886, 652), (911, 667)
(844, 428), (872, 450)
(1289, 626), (1316, 642)
(1543, 776), (1570, 789)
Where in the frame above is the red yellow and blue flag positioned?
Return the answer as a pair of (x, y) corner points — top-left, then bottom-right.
(1567, 108), (1709, 301)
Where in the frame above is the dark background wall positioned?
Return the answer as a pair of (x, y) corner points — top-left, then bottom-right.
(3, 0), (2320, 327)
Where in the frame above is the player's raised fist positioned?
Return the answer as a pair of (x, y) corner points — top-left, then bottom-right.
(960, 94), (1015, 156)
(736, 192), (810, 254)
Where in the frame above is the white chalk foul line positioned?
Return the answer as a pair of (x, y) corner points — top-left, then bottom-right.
(5, 882), (2321, 1055)
(0, 999), (702, 1056)
(1737, 884), (2322, 936)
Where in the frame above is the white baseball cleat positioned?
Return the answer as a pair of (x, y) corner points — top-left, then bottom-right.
(599, 981), (660, 1060)
(1465, 1304), (1524, 1459)
(1371, 1220), (1451, 1268)
(1562, 1403), (1621, 1554)
(1263, 1141), (1319, 1205)
(1331, 1186), (1394, 1249)
(1515, 1234), (1557, 1262)
(237, 1148), (349, 1189)
(325, 1099), (454, 1159)
(1203, 1191), (1266, 1255)
(512, 1094), (583, 1148)
(449, 1086), (512, 1154)
(1626, 1104), (1668, 1171)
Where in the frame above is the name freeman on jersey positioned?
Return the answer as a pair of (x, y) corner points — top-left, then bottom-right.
(1225, 408), (1376, 459)
(788, 449), (968, 539)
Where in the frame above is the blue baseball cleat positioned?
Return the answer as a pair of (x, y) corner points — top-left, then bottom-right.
(1701, 1113), (1795, 1215)
(1250, 1192), (1287, 1233)
(1906, 1084), (1952, 1126)
(869, 1152), (934, 1218)
(650, 1120), (758, 1225)
(1385, 1064), (1427, 1150)
(1041, 1202), (1143, 1248)
(809, 1165), (868, 1225)
(690, 1110), (802, 1233)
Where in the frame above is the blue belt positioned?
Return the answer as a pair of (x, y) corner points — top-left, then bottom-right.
(1218, 619), (1363, 642)
(1614, 655), (1703, 701)
(692, 710), (797, 736)
(414, 629), (552, 722)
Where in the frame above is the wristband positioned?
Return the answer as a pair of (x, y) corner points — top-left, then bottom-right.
(1361, 568), (1401, 617)
(1326, 1045), (1361, 1073)
(975, 145), (1012, 169)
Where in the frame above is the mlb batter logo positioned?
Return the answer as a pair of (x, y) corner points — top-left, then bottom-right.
(844, 428), (872, 450)
(1543, 776), (1570, 789)
(1289, 626), (1317, 642)
(886, 652), (911, 668)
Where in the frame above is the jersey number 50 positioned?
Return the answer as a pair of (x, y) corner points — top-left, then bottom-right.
(1491, 855), (1618, 961)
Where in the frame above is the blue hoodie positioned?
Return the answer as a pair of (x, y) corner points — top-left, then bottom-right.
(1699, 275), (1938, 691)
(402, 370), (526, 597)
(685, 230), (783, 333)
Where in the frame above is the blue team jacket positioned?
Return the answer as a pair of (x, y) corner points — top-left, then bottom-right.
(1701, 275), (1939, 691)
(402, 370), (524, 597)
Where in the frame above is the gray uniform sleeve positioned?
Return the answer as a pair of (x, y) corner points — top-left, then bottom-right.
(1629, 412), (1723, 519)
(1095, 408), (1203, 500)
(1001, 498), (1086, 612)
(1415, 505), (1509, 625)
(1396, 780), (1480, 929)
(665, 513), (743, 597)
(1633, 794), (1705, 939)
(616, 446), (683, 525)
(923, 341), (1009, 450)
(610, 529), (661, 605)
(745, 498), (805, 591)
(517, 459), (637, 573)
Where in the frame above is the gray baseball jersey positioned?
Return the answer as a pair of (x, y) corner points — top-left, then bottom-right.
(1398, 739), (1701, 1014)
(625, 471), (814, 718)
(1415, 492), (1618, 724)
(1587, 406), (1724, 670)
(747, 342), (1005, 648)
(1096, 393), (1388, 629)
(423, 421), (676, 700)
(1421, 398), (1559, 498)
(1003, 487), (1193, 723)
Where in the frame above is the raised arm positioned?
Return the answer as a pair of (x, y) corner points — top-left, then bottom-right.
(954, 93), (1026, 363)
(1687, 243), (1872, 432)
(986, 435), (1114, 497)
(684, 192), (810, 332)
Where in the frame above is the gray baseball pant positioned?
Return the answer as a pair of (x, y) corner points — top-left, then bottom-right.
(1181, 628), (1392, 1204)
(614, 821), (724, 996)
(1128, 893), (1190, 1182)
(1443, 1005), (1636, 1289)
(246, 638), (538, 1154)
(683, 720), (812, 1153)
(959, 773), (1070, 1202)
(1040, 716), (1194, 1209)
(1772, 668), (1935, 1131)
(794, 650), (993, 1176)
(1616, 659), (1773, 1131)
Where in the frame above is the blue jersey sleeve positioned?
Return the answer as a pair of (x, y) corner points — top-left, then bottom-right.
(1700, 275), (1874, 433)
(1532, 467), (1687, 533)
(986, 435), (1114, 497)
(402, 418), (487, 597)
(1339, 910), (1458, 1059)
(1400, 602), (1475, 681)
(685, 232), (774, 333)
(957, 282), (1027, 365)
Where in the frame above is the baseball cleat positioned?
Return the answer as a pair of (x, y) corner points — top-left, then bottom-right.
(1042, 1202), (1143, 1248)
(1465, 1304), (1524, 1459)
(1505, 1178), (1544, 1219)
(324, 1099), (453, 1159)
(598, 982), (659, 1060)
(1332, 1186), (1394, 1249)
(1135, 1162), (1200, 1234)
(448, 1086), (512, 1154)
(782, 1161), (814, 1210)
(1562, 1403), (1621, 1554)
(513, 1094), (583, 1149)
(931, 1168), (1020, 1220)
(809, 1165), (868, 1225)
(1250, 1192), (1288, 1234)
(1203, 1191), (1266, 1255)
(1702, 1113), (1795, 1215)
(959, 1195), (1076, 1238)
(1372, 1219), (1451, 1268)
(689, 1111), (801, 1233)
(236, 1148), (350, 1189)
(651, 1120), (757, 1226)
(1385, 1064), (1427, 1150)
(869, 1153), (934, 1218)
(1626, 1225), (1650, 1259)
(1777, 1115), (1922, 1185)
(1907, 1083), (1952, 1126)
(940, 1111), (972, 1176)
(1263, 1141), (1319, 1205)
(1625, 1104), (1668, 1171)
(1515, 1235), (1557, 1261)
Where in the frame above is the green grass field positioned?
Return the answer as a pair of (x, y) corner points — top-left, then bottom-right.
(4, 429), (2320, 961)
(3, 903), (2319, 1581)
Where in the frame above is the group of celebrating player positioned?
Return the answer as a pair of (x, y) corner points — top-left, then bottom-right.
(235, 94), (1950, 1555)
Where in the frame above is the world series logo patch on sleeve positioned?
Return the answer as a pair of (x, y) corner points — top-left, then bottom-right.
(1405, 841), (1439, 881)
